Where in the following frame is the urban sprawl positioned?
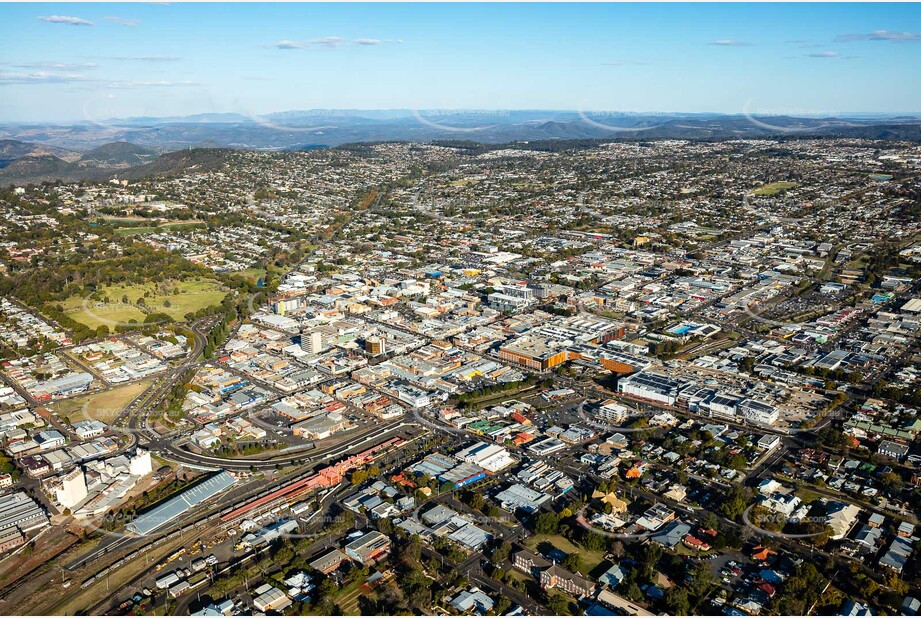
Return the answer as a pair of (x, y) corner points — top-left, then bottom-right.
(0, 138), (919, 616)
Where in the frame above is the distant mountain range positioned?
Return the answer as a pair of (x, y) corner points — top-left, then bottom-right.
(1, 109), (920, 185)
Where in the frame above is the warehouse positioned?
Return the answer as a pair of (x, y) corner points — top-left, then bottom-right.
(126, 471), (235, 536)
(495, 483), (550, 513)
(252, 584), (292, 612)
(0, 491), (48, 535)
(455, 441), (516, 473)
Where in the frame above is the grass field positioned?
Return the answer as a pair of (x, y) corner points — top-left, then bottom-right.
(116, 227), (158, 236)
(236, 267), (268, 285)
(51, 379), (152, 422)
(753, 181), (798, 196)
(61, 277), (228, 329)
(100, 216), (148, 227)
(115, 221), (206, 236)
(523, 533), (607, 574)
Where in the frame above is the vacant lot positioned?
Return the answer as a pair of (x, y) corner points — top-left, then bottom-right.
(51, 379), (152, 422)
(61, 278), (228, 329)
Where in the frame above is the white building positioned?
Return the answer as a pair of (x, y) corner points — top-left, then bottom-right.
(129, 449), (153, 476)
(301, 330), (324, 355)
(455, 441), (516, 473)
(739, 399), (780, 426)
(617, 371), (687, 405)
(56, 467), (87, 509)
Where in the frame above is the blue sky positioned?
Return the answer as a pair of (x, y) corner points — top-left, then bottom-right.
(1, 3), (920, 121)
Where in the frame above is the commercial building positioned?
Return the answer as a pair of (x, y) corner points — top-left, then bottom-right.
(301, 331), (324, 355)
(587, 400), (632, 425)
(35, 429), (67, 451)
(309, 549), (349, 574)
(344, 530), (391, 565)
(617, 371), (687, 405)
(365, 336), (386, 356)
(455, 441), (516, 473)
(499, 335), (569, 371)
(487, 284), (536, 313)
(739, 399), (780, 426)
(495, 483), (550, 513)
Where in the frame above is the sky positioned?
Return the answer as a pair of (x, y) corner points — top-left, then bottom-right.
(1, 2), (921, 122)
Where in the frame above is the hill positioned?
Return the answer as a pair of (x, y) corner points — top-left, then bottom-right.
(0, 152), (74, 182)
(0, 139), (80, 169)
(75, 142), (157, 168)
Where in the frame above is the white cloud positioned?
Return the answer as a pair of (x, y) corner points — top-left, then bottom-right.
(273, 40), (308, 50)
(116, 80), (200, 88)
(354, 38), (402, 46)
(12, 62), (97, 70)
(310, 36), (344, 48)
(602, 60), (650, 66)
(807, 51), (840, 58)
(105, 16), (141, 27)
(106, 56), (182, 62)
(836, 30), (921, 42)
(708, 39), (751, 47)
(0, 71), (198, 88)
(38, 15), (94, 26)
(0, 71), (95, 85)
(271, 36), (400, 50)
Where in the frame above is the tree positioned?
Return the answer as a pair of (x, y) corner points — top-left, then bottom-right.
(623, 581), (644, 602)
(665, 587), (690, 615)
(401, 537), (422, 565)
(639, 543), (663, 580)
(719, 485), (751, 520)
(700, 512), (719, 531)
(468, 492), (486, 511)
(688, 562), (714, 597)
(534, 512), (560, 535)
(562, 552), (583, 574)
(545, 592), (571, 616)
(879, 471), (903, 492)
(491, 540), (512, 566)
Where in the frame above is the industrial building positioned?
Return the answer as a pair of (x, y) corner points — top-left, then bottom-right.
(56, 467), (87, 509)
(126, 471), (236, 536)
(0, 491), (48, 537)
